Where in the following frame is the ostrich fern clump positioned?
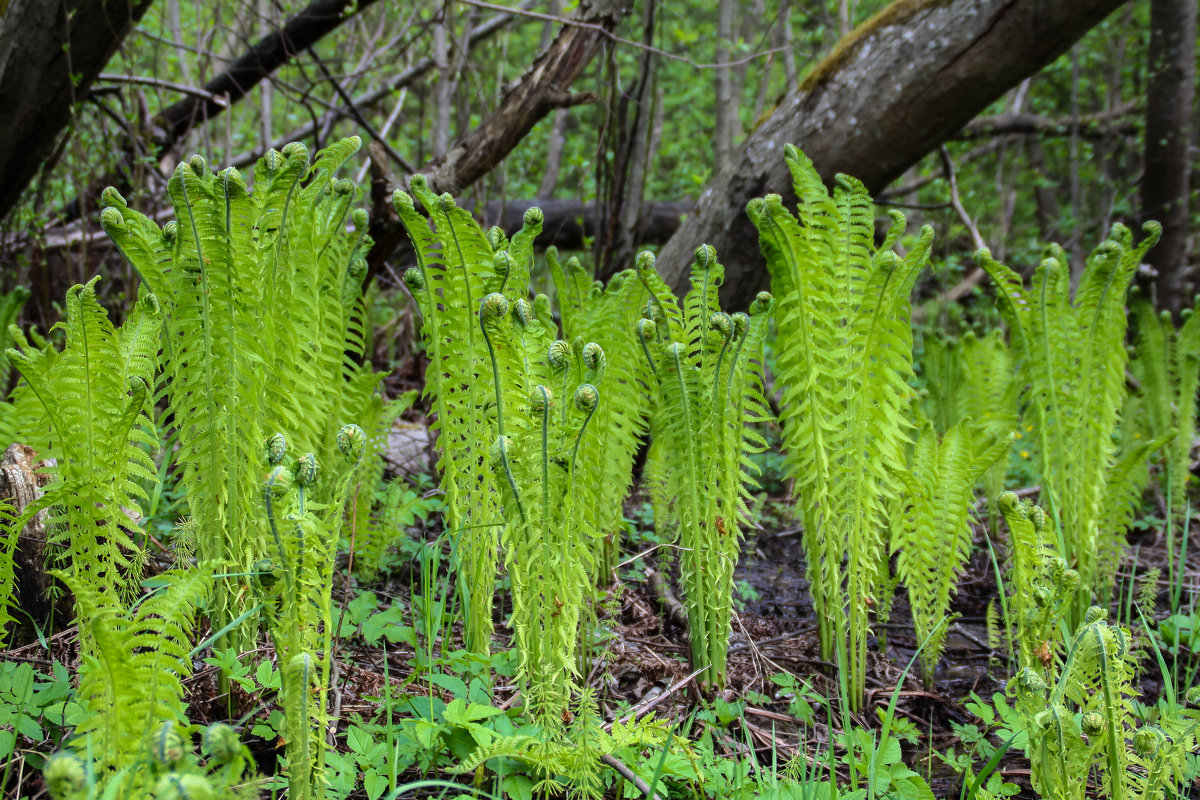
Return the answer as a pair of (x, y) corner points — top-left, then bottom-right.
(547, 251), (652, 583)
(636, 246), (772, 690)
(747, 144), (932, 709)
(478, 289), (608, 727)
(1129, 293), (1200, 608)
(258, 424), (366, 799)
(100, 138), (386, 644)
(977, 226), (1168, 617)
(892, 420), (1007, 685)
(6, 278), (160, 605)
(397, 181), (546, 656)
(1010, 608), (1198, 800)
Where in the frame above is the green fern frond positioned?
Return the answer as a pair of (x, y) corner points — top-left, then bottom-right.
(66, 565), (212, 787)
(396, 178), (503, 657)
(636, 247), (772, 690)
(7, 279), (159, 603)
(747, 144), (932, 709)
(977, 224), (1165, 617)
(892, 420), (1007, 684)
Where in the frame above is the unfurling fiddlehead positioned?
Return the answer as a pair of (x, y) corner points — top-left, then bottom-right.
(257, 424), (365, 799)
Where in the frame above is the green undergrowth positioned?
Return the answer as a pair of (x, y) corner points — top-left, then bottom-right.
(0, 140), (1197, 800)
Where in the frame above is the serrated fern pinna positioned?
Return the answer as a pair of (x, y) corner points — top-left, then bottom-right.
(747, 144), (932, 709)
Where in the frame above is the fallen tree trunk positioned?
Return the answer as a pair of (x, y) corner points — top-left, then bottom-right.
(650, 0), (1130, 310)
(479, 198), (693, 253)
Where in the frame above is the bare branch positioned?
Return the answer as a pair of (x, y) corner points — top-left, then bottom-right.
(96, 73), (230, 106)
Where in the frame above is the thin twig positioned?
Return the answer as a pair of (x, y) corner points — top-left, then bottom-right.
(608, 665), (708, 730)
(455, 0), (786, 69)
(937, 145), (990, 304)
(599, 753), (665, 800)
(96, 73), (230, 105)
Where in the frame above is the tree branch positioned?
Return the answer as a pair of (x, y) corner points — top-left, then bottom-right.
(651, 0), (1131, 310)
(152, 0), (383, 155)
(955, 103), (1139, 140)
(367, 0), (634, 278)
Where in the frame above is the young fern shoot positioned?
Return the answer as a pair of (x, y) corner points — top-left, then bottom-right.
(892, 420), (1008, 685)
(477, 289), (606, 728)
(399, 185), (545, 657)
(548, 252), (653, 583)
(636, 246), (772, 691)
(257, 425), (366, 799)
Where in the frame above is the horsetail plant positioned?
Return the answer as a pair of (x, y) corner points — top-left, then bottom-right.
(636, 246), (772, 691)
(257, 424), (366, 799)
(977, 225), (1168, 619)
(398, 180), (545, 657)
(747, 144), (933, 709)
(99, 138), (386, 647)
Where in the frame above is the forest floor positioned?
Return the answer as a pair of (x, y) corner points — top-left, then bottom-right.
(234, 498), (1197, 796)
(4, 487), (1196, 799)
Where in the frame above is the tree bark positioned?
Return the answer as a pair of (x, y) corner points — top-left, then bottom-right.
(1140, 0), (1196, 313)
(651, 0), (1130, 310)
(0, 0), (153, 221)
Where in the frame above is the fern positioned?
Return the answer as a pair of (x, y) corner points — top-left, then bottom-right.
(398, 179), (537, 656)
(976, 226), (1166, 618)
(1130, 293), (1200, 603)
(747, 144), (933, 709)
(959, 330), (1019, 530)
(1009, 609), (1197, 800)
(478, 287), (606, 727)
(636, 247), (772, 690)
(64, 565), (212, 793)
(891, 420), (1007, 684)
(6, 278), (160, 604)
(0, 500), (17, 647)
(547, 251), (653, 582)
(257, 424), (366, 799)
(349, 390), (421, 581)
(997, 492), (1077, 673)
(452, 688), (669, 799)
(100, 138), (383, 644)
